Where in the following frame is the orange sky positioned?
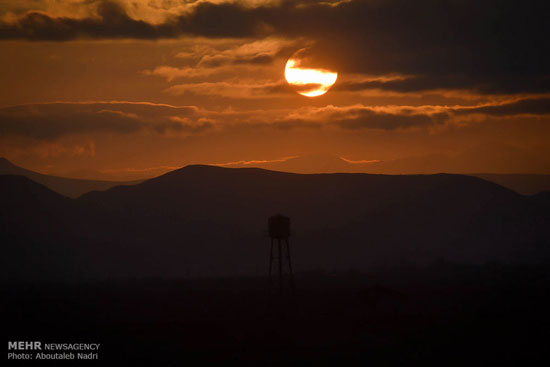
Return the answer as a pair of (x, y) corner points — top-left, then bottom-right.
(0, 0), (548, 180)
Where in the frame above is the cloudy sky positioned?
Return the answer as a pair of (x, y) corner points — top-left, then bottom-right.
(0, 0), (548, 179)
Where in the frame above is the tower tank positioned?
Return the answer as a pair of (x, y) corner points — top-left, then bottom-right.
(268, 214), (290, 239)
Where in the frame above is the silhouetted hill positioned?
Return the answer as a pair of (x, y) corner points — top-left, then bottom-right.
(472, 173), (550, 195)
(0, 157), (142, 198)
(0, 175), (92, 280)
(2, 166), (549, 281)
(217, 154), (550, 194)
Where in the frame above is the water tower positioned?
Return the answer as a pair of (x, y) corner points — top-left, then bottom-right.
(267, 214), (295, 298)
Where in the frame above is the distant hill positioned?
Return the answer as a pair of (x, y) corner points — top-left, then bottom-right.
(0, 157), (142, 198)
(1, 166), (549, 281)
(472, 173), (550, 195)
(0, 175), (88, 280)
(3, 156), (549, 197)
(217, 154), (550, 195)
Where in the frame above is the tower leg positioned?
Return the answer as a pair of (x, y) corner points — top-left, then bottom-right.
(278, 239), (283, 296)
(268, 238), (274, 292)
(285, 238), (296, 297)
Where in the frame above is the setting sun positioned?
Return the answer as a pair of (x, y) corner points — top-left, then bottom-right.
(285, 53), (338, 97)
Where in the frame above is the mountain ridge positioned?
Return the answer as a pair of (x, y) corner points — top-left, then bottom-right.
(2, 157), (550, 196)
(0, 157), (142, 198)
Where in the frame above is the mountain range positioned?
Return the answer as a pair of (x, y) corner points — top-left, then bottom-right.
(218, 154), (550, 195)
(0, 157), (142, 198)
(1, 165), (549, 281)
(4, 156), (549, 197)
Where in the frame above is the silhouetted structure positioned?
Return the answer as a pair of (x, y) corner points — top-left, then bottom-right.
(267, 214), (295, 300)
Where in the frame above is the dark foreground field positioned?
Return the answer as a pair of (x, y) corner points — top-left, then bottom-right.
(4, 263), (550, 366)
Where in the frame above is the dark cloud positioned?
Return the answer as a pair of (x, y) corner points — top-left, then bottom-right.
(173, 1), (262, 38)
(454, 97), (550, 116)
(233, 54), (273, 65)
(1, 98), (546, 139)
(0, 1), (168, 41)
(1, 0), (547, 94)
(0, 102), (204, 140)
(271, 111), (438, 131)
(333, 111), (440, 131)
(0, 0), (264, 40)
(274, 96), (550, 131)
(270, 105), (449, 131)
(336, 74), (550, 95)
(333, 96), (550, 131)
(197, 53), (275, 68)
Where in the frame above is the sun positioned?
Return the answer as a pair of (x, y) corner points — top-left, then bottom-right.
(284, 48), (338, 97)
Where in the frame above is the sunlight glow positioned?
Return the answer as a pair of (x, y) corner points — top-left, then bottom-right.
(285, 59), (338, 97)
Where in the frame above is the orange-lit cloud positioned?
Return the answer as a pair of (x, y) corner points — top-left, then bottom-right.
(165, 80), (288, 98)
(339, 157), (380, 164)
(143, 38), (294, 84)
(212, 156), (298, 167)
(2, 98), (548, 144)
(0, 101), (205, 140)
